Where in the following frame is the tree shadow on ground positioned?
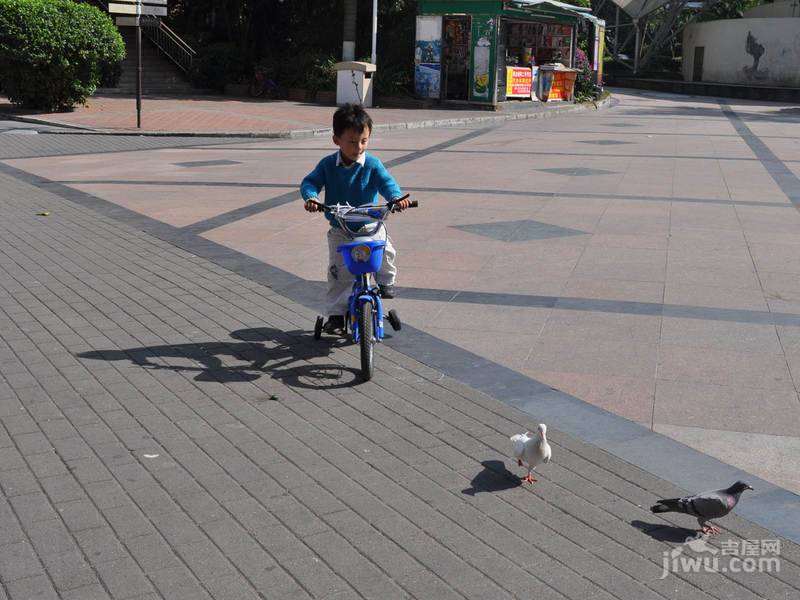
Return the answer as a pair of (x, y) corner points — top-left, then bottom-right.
(462, 460), (521, 496)
(631, 519), (697, 543)
(78, 326), (361, 391)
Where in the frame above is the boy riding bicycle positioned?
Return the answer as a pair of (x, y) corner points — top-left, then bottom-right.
(301, 103), (411, 334)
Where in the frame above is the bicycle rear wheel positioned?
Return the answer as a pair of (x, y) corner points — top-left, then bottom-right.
(359, 300), (374, 381)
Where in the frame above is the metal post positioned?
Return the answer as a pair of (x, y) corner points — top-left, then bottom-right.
(371, 0), (377, 65)
(638, 1), (687, 75)
(570, 22), (576, 68)
(136, 20), (142, 128)
(614, 6), (619, 60)
(342, 0), (356, 61)
(633, 19), (641, 74)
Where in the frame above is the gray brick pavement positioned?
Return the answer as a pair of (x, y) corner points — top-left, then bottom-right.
(0, 133), (244, 160)
(0, 168), (799, 600)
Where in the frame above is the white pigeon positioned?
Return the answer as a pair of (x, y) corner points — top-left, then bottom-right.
(510, 424), (551, 484)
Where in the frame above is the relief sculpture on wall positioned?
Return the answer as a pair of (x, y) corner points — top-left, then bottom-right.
(743, 30), (768, 80)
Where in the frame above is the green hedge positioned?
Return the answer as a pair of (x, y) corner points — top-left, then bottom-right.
(0, 0), (125, 110)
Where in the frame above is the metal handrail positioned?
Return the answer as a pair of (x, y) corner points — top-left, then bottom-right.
(140, 16), (196, 74)
(88, 0), (196, 75)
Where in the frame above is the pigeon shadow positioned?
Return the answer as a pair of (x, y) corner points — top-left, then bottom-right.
(78, 326), (361, 391)
(462, 460), (521, 496)
(631, 520), (697, 543)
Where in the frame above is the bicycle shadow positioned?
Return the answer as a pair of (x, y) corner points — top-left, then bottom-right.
(78, 326), (361, 390)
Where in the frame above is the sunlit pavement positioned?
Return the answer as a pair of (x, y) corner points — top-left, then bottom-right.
(1, 89), (799, 599)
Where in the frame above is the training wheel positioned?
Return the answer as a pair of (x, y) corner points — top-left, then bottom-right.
(387, 309), (402, 332)
(314, 316), (324, 340)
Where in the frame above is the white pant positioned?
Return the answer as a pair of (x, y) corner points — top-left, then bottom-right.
(326, 225), (396, 316)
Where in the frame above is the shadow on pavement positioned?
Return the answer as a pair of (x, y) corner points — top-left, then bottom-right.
(462, 459), (521, 496)
(617, 105), (800, 124)
(78, 326), (361, 391)
(631, 519), (697, 543)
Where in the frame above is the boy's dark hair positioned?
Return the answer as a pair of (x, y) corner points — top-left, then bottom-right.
(333, 103), (373, 137)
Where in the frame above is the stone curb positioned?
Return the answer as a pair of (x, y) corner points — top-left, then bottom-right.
(0, 113), (97, 131)
(0, 94), (615, 138)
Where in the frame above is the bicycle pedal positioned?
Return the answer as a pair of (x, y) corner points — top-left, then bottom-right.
(386, 309), (402, 332)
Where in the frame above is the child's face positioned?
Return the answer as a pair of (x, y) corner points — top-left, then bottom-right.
(333, 127), (370, 165)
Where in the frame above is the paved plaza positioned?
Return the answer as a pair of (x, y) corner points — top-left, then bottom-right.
(0, 94), (589, 136)
(0, 89), (799, 599)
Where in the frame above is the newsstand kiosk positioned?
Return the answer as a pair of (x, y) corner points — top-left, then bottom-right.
(415, 0), (604, 107)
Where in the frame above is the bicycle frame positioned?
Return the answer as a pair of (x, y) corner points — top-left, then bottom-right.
(311, 196), (414, 381)
(343, 256), (384, 344)
(331, 204), (392, 345)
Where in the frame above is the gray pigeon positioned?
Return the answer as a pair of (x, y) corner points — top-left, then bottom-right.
(650, 481), (754, 534)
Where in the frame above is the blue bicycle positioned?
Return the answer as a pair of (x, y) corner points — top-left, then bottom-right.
(311, 195), (417, 381)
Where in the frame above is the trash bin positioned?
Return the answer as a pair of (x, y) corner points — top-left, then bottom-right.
(561, 69), (578, 102)
(537, 64), (555, 102)
(335, 61), (377, 107)
(550, 70), (566, 101)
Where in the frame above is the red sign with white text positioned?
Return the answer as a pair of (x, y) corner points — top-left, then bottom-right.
(506, 67), (532, 97)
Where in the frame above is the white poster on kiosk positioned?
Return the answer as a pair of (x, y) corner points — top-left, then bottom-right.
(415, 16), (442, 98)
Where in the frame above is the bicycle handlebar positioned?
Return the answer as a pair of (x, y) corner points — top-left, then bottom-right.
(386, 193), (413, 211)
(307, 194), (418, 215)
(307, 195), (417, 238)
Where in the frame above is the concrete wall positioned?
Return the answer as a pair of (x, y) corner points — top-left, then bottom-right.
(682, 18), (800, 87)
(744, 1), (800, 18)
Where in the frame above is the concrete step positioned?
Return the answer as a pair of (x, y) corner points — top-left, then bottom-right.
(610, 76), (800, 102)
(118, 73), (190, 83)
(94, 87), (217, 96)
(97, 84), (196, 93)
(104, 25), (195, 94)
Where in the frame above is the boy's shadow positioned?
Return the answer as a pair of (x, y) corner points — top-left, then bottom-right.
(462, 460), (521, 496)
(79, 326), (360, 390)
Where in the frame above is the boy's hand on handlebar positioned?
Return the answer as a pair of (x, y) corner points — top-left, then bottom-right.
(304, 199), (322, 212)
(392, 197), (412, 212)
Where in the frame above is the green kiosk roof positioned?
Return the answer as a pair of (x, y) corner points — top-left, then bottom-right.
(419, 0), (603, 25)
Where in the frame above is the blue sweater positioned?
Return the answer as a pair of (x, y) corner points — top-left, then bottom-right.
(300, 151), (402, 229)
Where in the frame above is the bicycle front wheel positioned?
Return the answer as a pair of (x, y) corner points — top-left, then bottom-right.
(359, 300), (374, 381)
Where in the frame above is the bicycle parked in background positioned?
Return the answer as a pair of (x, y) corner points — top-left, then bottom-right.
(248, 64), (279, 98)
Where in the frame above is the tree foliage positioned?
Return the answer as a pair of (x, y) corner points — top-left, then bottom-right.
(697, 0), (764, 21)
(0, 0), (125, 110)
(169, 0), (416, 93)
(573, 47), (594, 100)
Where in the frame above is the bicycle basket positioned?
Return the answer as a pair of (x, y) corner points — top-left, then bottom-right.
(338, 239), (385, 275)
